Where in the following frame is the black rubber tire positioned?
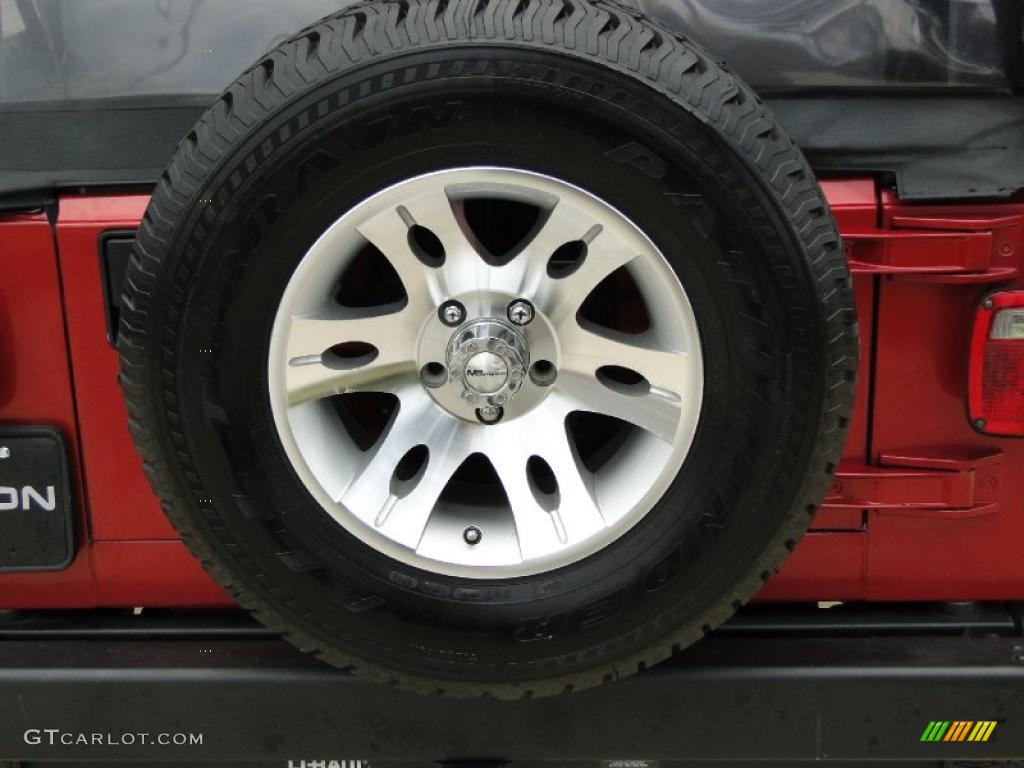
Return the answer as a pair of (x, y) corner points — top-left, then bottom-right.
(119, 0), (858, 697)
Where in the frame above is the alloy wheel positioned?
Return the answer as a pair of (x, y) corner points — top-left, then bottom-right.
(268, 167), (704, 578)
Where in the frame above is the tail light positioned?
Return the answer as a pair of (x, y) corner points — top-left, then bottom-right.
(969, 290), (1024, 436)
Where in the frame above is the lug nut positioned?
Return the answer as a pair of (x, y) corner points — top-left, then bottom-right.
(0, 446), (9, 459)
(477, 405), (503, 424)
(439, 300), (466, 327)
(464, 526), (482, 545)
(507, 299), (535, 326)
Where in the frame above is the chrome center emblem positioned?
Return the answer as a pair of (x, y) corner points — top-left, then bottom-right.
(464, 351), (510, 395)
(446, 317), (529, 413)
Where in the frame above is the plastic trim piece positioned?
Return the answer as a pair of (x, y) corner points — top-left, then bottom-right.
(97, 230), (137, 346)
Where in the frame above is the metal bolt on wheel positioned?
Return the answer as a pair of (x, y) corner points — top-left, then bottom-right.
(269, 168), (703, 578)
(507, 300), (535, 326)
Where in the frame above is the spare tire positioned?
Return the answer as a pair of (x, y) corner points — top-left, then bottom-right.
(119, 0), (857, 696)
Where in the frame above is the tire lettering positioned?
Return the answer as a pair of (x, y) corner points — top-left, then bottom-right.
(363, 101), (465, 145)
(294, 149), (343, 197)
(388, 570), (418, 589)
(644, 549), (681, 592)
(514, 616), (561, 643)
(242, 195), (281, 247)
(605, 141), (666, 179)
(343, 594), (386, 613)
(665, 192), (705, 208)
(579, 594), (621, 629)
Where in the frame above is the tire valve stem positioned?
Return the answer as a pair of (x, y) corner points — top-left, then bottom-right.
(463, 526), (482, 546)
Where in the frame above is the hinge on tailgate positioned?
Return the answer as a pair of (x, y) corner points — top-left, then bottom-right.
(827, 448), (1002, 520)
(843, 197), (1022, 283)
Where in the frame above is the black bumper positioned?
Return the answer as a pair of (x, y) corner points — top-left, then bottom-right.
(1, 605), (1024, 766)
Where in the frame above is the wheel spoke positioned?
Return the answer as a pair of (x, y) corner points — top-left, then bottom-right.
(555, 368), (683, 444)
(400, 193), (488, 298)
(483, 432), (568, 559)
(486, 408), (607, 553)
(506, 199), (600, 297)
(340, 389), (469, 550)
(390, 446), (469, 551)
(529, 404), (607, 542)
(285, 306), (420, 405)
(560, 324), (692, 397)
(530, 219), (640, 330)
(558, 324), (691, 441)
(356, 210), (441, 312)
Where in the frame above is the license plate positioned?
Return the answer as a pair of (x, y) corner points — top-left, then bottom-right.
(0, 426), (74, 571)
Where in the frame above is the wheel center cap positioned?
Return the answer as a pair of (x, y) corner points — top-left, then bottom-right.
(445, 318), (529, 412)
(464, 351), (509, 395)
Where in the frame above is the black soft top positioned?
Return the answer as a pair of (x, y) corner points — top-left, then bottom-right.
(1, 0), (1022, 208)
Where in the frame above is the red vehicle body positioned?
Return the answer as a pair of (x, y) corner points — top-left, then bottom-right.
(3, 179), (1022, 609)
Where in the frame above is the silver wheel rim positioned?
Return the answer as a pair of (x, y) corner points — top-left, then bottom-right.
(268, 167), (704, 578)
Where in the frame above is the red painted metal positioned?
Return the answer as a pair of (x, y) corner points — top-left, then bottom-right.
(758, 533), (867, 601)
(92, 541), (231, 607)
(828, 448), (1001, 518)
(845, 193), (1023, 282)
(0, 211), (96, 606)
(844, 229), (995, 275)
(2, 178), (1024, 608)
(862, 191), (1024, 602)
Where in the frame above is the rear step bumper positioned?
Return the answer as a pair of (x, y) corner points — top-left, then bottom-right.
(1, 604), (1024, 765)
